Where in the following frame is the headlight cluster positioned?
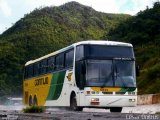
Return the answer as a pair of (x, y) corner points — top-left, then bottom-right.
(128, 92), (136, 95)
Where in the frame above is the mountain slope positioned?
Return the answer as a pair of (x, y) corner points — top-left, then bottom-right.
(0, 2), (130, 97)
(104, 2), (160, 94)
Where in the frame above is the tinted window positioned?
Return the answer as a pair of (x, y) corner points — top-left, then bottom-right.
(47, 56), (55, 72)
(33, 62), (39, 76)
(39, 59), (47, 74)
(76, 45), (84, 61)
(55, 53), (64, 70)
(85, 45), (134, 58)
(86, 60), (113, 87)
(75, 60), (86, 89)
(28, 65), (33, 78)
(66, 49), (74, 67)
(24, 67), (27, 79)
(114, 60), (136, 87)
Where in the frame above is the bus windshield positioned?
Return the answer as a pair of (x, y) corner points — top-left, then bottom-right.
(86, 60), (136, 87)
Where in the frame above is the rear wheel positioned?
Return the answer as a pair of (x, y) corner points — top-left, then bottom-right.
(33, 95), (38, 106)
(110, 107), (122, 112)
(70, 94), (83, 111)
(29, 95), (32, 106)
(76, 106), (83, 111)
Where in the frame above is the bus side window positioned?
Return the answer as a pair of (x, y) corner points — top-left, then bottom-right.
(33, 62), (39, 76)
(24, 67), (28, 79)
(28, 65), (33, 78)
(39, 60), (47, 74)
(55, 53), (64, 70)
(65, 49), (74, 68)
(47, 56), (55, 72)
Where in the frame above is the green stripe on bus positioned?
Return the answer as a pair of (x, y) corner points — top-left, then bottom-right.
(120, 87), (136, 92)
(47, 71), (66, 100)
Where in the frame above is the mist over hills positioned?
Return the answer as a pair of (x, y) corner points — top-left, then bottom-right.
(0, 1), (159, 98)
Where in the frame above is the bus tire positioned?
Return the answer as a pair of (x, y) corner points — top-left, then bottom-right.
(33, 95), (38, 106)
(110, 107), (122, 112)
(77, 107), (83, 111)
(70, 93), (83, 111)
(29, 95), (32, 106)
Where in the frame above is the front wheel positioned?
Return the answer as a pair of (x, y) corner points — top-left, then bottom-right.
(110, 107), (122, 112)
(70, 95), (83, 111)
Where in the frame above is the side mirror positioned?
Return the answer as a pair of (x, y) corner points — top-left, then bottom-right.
(136, 65), (140, 76)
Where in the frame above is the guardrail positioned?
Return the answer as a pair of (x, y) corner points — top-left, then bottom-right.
(137, 94), (160, 105)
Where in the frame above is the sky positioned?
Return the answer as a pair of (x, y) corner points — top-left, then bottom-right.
(0, 0), (157, 34)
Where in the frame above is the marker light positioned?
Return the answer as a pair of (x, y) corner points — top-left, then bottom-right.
(86, 91), (90, 95)
(128, 92), (136, 95)
(91, 98), (99, 102)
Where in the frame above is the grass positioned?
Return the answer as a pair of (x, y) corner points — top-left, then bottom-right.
(23, 106), (45, 113)
(156, 112), (160, 115)
(137, 62), (160, 94)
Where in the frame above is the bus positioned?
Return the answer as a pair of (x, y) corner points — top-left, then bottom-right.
(23, 40), (137, 112)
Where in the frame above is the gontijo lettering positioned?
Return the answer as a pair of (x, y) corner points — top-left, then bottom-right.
(34, 77), (48, 86)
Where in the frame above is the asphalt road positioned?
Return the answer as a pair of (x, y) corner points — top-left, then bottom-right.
(0, 109), (160, 120)
(0, 104), (160, 120)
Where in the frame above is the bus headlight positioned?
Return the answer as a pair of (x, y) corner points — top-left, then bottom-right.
(91, 98), (99, 102)
(129, 99), (136, 102)
(91, 98), (99, 105)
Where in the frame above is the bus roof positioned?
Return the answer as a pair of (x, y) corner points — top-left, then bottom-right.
(25, 40), (132, 66)
(74, 40), (132, 47)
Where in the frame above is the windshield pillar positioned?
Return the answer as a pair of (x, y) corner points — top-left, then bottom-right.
(75, 60), (86, 90)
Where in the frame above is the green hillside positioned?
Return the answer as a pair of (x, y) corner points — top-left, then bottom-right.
(0, 1), (159, 97)
(105, 2), (160, 94)
(0, 2), (130, 97)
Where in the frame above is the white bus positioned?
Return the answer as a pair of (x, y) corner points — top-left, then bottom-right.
(23, 40), (137, 112)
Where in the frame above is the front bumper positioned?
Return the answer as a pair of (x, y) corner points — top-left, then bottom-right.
(84, 95), (137, 107)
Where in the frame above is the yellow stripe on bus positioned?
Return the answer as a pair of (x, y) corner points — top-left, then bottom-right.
(91, 87), (121, 92)
(24, 74), (52, 106)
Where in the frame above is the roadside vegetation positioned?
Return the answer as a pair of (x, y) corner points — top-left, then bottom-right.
(23, 106), (45, 113)
(156, 112), (160, 115)
(105, 2), (160, 94)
